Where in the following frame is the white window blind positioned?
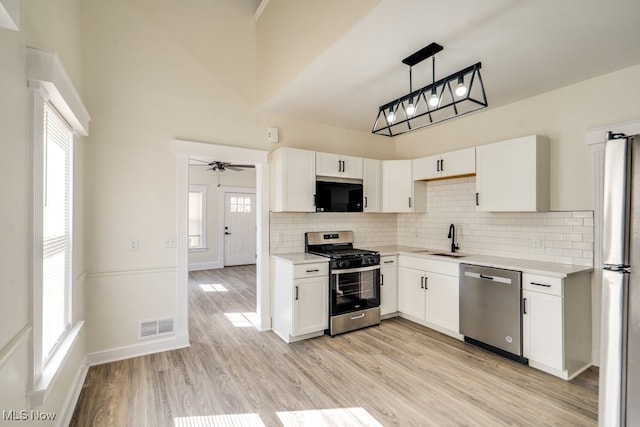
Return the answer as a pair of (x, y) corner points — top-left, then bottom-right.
(41, 102), (73, 361)
(188, 185), (207, 249)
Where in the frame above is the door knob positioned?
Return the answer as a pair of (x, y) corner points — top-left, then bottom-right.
(225, 232), (231, 235)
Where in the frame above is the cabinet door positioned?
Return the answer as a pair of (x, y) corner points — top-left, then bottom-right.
(398, 266), (426, 319)
(476, 135), (549, 212)
(316, 152), (342, 178)
(424, 271), (459, 333)
(341, 155), (363, 179)
(523, 289), (563, 370)
(363, 159), (382, 212)
(293, 275), (328, 336)
(413, 155), (441, 180)
(382, 160), (413, 213)
(272, 148), (316, 212)
(440, 147), (475, 178)
(380, 256), (398, 316)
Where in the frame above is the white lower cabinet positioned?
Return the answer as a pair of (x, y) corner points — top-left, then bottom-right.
(273, 258), (328, 343)
(522, 272), (592, 380)
(397, 256), (460, 338)
(380, 255), (398, 317)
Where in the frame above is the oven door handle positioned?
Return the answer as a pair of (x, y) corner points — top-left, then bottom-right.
(332, 265), (380, 275)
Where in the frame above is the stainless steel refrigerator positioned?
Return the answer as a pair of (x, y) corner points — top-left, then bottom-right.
(599, 132), (640, 426)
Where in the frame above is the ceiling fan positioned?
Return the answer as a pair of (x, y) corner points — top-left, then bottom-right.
(190, 159), (255, 172)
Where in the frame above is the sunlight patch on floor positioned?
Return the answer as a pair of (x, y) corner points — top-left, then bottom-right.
(199, 283), (228, 292)
(276, 407), (383, 427)
(224, 312), (257, 328)
(174, 413), (265, 427)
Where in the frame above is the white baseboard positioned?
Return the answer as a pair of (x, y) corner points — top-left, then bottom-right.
(57, 356), (89, 427)
(188, 261), (223, 271)
(86, 335), (190, 367)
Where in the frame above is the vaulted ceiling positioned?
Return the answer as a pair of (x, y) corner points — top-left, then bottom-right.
(261, 0), (640, 134)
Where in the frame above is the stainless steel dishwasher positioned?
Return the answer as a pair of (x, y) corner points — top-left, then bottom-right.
(459, 263), (526, 364)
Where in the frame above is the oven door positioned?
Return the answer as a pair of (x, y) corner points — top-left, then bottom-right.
(330, 264), (380, 316)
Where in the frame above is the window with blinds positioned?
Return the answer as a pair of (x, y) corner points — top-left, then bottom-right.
(188, 185), (207, 249)
(41, 103), (73, 361)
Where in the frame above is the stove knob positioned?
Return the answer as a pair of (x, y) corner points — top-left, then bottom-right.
(339, 260), (349, 268)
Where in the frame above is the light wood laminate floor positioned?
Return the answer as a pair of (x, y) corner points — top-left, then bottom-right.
(70, 265), (598, 426)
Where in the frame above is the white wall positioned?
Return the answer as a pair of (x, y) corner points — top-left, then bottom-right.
(395, 64), (640, 211)
(188, 166), (256, 270)
(80, 0), (388, 356)
(0, 0), (87, 423)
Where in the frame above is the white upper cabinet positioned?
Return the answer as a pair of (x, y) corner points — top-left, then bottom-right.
(363, 158), (382, 213)
(413, 147), (476, 181)
(270, 147), (316, 212)
(382, 160), (426, 213)
(316, 152), (363, 179)
(475, 135), (550, 212)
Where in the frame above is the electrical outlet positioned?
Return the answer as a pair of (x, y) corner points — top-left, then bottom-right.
(164, 236), (177, 248)
(128, 240), (139, 251)
(532, 237), (545, 248)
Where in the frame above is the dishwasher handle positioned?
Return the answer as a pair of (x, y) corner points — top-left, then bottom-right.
(464, 270), (513, 284)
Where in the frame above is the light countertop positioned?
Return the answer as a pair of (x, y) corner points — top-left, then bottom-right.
(361, 245), (593, 278)
(271, 253), (328, 265)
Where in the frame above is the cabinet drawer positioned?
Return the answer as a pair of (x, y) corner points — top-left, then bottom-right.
(294, 262), (328, 279)
(523, 273), (562, 296)
(399, 255), (459, 277)
(380, 255), (397, 265)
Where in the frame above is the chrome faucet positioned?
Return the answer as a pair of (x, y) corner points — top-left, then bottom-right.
(448, 224), (459, 253)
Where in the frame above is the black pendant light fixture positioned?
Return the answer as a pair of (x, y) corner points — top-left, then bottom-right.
(372, 42), (488, 137)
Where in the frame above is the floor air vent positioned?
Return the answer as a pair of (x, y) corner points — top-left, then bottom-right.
(139, 318), (175, 339)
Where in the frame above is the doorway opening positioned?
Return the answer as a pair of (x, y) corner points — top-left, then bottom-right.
(171, 140), (269, 348)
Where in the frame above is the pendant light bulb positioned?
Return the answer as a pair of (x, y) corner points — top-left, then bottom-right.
(455, 76), (468, 97)
(428, 90), (439, 107)
(387, 108), (396, 123)
(406, 100), (416, 116)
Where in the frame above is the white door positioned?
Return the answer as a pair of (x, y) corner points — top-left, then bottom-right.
(224, 192), (256, 266)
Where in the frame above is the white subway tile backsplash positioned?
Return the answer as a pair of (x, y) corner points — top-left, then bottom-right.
(269, 176), (593, 267)
(395, 177), (593, 266)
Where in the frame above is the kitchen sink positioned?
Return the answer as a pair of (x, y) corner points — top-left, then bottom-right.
(430, 252), (468, 258)
(411, 250), (468, 258)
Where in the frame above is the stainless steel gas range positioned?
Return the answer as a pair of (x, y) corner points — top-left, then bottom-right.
(305, 231), (381, 336)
